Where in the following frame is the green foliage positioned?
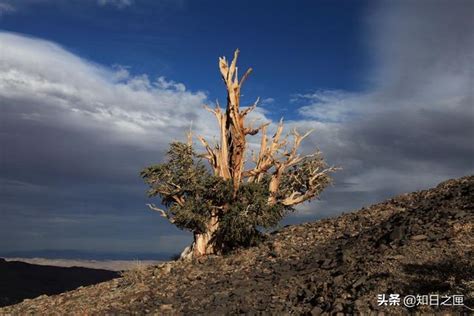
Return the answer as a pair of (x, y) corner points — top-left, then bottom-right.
(141, 142), (294, 252)
(215, 180), (292, 252)
(141, 142), (232, 233)
(141, 141), (334, 254)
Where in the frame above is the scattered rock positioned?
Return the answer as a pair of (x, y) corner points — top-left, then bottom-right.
(411, 234), (428, 241)
(1, 175), (472, 315)
(352, 276), (368, 289)
(310, 306), (323, 315)
(270, 240), (283, 257)
(389, 225), (406, 242)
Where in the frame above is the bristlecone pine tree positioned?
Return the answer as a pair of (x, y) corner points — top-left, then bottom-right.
(141, 50), (338, 259)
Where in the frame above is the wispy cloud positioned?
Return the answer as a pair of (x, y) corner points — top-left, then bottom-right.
(0, 1), (15, 15)
(261, 97), (274, 105)
(0, 0), (135, 15)
(97, 0), (134, 9)
(290, 0), (474, 216)
(293, 90), (364, 123)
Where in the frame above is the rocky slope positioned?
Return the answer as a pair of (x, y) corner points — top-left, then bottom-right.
(1, 175), (473, 315)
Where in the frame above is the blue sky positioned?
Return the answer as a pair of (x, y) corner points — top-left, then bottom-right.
(0, 0), (371, 120)
(0, 0), (472, 259)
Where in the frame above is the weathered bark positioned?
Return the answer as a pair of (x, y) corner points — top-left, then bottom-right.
(158, 49), (337, 259)
(180, 215), (219, 259)
(193, 214), (219, 256)
(199, 49), (265, 195)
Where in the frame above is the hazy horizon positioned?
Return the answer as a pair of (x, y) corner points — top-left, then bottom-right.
(0, 249), (175, 261)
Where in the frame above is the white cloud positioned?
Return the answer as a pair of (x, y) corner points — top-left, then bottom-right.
(294, 90), (366, 123)
(261, 97), (274, 105)
(0, 0), (135, 15)
(97, 0), (133, 9)
(0, 32), (215, 150)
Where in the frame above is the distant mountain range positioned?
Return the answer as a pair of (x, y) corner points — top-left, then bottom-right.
(0, 249), (175, 261)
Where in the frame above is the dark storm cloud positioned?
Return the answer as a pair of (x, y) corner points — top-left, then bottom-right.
(288, 0), (473, 218)
(0, 32), (212, 254)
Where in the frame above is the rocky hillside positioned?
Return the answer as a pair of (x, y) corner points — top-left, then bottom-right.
(1, 176), (473, 314)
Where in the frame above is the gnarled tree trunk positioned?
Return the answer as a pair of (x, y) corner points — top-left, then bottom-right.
(178, 213), (219, 259)
(192, 214), (219, 257)
(160, 49), (338, 259)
